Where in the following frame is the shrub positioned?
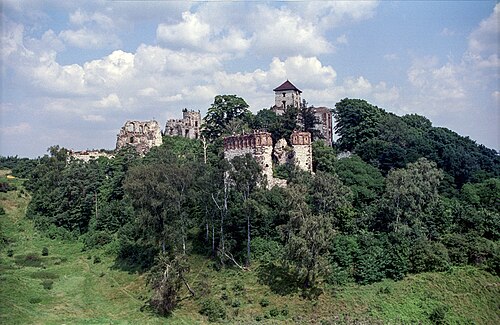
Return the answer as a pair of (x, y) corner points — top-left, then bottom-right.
(93, 256), (101, 264)
(199, 298), (227, 322)
(41, 247), (49, 256)
(410, 240), (450, 273)
(82, 231), (113, 250)
(7, 249), (13, 257)
(429, 305), (448, 325)
(41, 280), (53, 290)
(269, 308), (280, 317)
(251, 237), (283, 263)
(15, 254), (42, 267)
(231, 299), (241, 308)
(232, 281), (245, 295)
(260, 298), (270, 307)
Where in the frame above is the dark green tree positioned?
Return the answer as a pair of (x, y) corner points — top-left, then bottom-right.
(202, 95), (251, 142)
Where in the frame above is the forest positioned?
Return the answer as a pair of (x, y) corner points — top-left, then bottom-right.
(1, 97), (499, 324)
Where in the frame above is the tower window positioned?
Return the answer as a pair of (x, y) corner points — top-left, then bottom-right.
(282, 93), (286, 97)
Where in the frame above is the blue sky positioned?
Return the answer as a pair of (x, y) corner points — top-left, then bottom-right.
(1, 1), (498, 157)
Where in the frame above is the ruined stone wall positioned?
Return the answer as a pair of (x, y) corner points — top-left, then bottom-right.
(165, 109), (201, 139)
(224, 132), (274, 185)
(313, 107), (333, 146)
(68, 150), (114, 162)
(116, 120), (162, 155)
(224, 131), (312, 188)
(290, 131), (313, 173)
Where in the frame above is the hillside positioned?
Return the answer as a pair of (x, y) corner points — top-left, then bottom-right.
(1, 171), (499, 324)
(1, 98), (499, 324)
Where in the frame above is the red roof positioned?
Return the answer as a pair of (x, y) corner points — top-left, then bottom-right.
(273, 80), (302, 93)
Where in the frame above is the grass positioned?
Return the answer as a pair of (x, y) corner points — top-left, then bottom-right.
(1, 169), (499, 324)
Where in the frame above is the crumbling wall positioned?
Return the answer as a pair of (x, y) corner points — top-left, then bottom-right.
(68, 150), (114, 163)
(116, 120), (162, 155)
(224, 131), (312, 188)
(165, 109), (201, 139)
(224, 131), (274, 185)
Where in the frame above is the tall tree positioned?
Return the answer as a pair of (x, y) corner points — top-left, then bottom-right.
(381, 158), (443, 234)
(229, 154), (262, 266)
(202, 95), (252, 142)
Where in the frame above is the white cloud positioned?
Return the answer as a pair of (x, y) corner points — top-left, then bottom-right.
(95, 93), (122, 109)
(468, 3), (499, 55)
(1, 122), (31, 135)
(83, 114), (105, 122)
(59, 9), (121, 49)
(383, 53), (399, 61)
(250, 5), (334, 56)
(336, 34), (348, 44)
(157, 11), (211, 48)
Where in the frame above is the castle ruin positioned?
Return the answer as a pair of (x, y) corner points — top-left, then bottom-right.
(164, 109), (201, 139)
(223, 130), (313, 188)
(271, 80), (333, 146)
(116, 120), (162, 155)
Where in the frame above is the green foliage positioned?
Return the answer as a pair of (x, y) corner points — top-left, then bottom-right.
(41, 279), (54, 290)
(148, 254), (190, 316)
(41, 247), (48, 256)
(259, 297), (270, 307)
(409, 239), (450, 273)
(202, 95), (251, 142)
(199, 298), (227, 322)
(251, 237), (283, 263)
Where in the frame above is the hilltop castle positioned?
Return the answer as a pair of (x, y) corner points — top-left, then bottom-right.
(71, 80), (332, 159)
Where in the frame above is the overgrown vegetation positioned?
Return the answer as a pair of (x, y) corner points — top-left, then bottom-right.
(1, 96), (499, 323)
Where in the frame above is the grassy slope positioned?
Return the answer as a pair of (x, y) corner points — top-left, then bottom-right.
(0, 170), (499, 324)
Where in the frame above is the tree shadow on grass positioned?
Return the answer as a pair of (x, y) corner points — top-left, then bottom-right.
(256, 262), (301, 296)
(111, 243), (158, 274)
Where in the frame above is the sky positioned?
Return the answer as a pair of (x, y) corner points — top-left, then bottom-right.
(1, 0), (499, 158)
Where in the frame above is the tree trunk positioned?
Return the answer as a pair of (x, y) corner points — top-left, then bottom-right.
(246, 213), (251, 267)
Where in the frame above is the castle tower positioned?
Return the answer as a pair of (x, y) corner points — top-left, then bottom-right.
(290, 131), (313, 173)
(165, 109), (201, 139)
(272, 80), (302, 115)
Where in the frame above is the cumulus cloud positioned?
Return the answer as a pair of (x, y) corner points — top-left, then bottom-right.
(250, 5), (333, 56)
(59, 9), (121, 49)
(156, 11), (251, 55)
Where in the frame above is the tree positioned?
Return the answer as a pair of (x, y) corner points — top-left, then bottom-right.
(202, 95), (251, 142)
(333, 98), (384, 151)
(381, 158), (443, 234)
(148, 254), (194, 316)
(228, 154), (262, 266)
(280, 184), (334, 288)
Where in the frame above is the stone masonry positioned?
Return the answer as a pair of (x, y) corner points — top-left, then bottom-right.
(116, 120), (162, 155)
(223, 130), (313, 188)
(164, 108), (201, 139)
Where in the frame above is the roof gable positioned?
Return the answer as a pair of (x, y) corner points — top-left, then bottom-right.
(273, 80), (302, 93)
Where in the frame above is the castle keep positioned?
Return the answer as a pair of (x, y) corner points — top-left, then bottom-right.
(116, 120), (162, 155)
(164, 109), (201, 139)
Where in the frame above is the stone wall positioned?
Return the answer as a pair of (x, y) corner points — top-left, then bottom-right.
(290, 131), (313, 173)
(224, 131), (274, 185)
(116, 120), (162, 155)
(224, 130), (313, 188)
(165, 109), (201, 139)
(273, 90), (301, 115)
(312, 106), (333, 146)
(68, 150), (114, 162)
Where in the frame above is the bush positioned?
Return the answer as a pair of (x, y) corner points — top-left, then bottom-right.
(251, 237), (283, 264)
(93, 256), (101, 264)
(41, 280), (53, 290)
(260, 298), (270, 307)
(269, 308), (280, 317)
(7, 249), (13, 257)
(41, 247), (49, 256)
(232, 281), (245, 295)
(429, 305), (448, 325)
(199, 298), (227, 322)
(410, 240), (450, 273)
(82, 231), (113, 250)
